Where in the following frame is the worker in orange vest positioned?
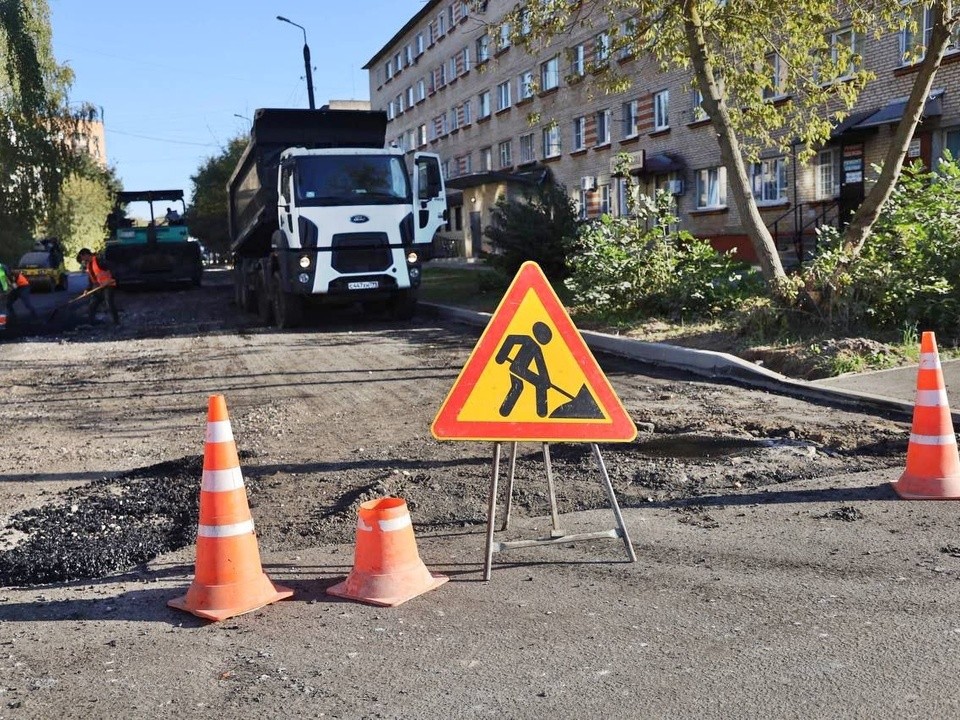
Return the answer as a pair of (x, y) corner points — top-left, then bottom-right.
(76, 248), (120, 325)
(5, 268), (38, 321)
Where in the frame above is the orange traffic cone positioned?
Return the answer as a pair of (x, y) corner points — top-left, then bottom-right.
(328, 497), (448, 607)
(893, 332), (960, 499)
(168, 395), (293, 621)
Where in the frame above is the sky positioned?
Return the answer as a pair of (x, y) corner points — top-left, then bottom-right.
(49, 1), (425, 204)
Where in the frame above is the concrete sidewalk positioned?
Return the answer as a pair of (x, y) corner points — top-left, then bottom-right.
(422, 301), (952, 422)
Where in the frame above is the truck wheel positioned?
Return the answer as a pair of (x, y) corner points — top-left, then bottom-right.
(256, 274), (273, 324)
(391, 290), (418, 321)
(236, 270), (256, 313)
(272, 272), (303, 328)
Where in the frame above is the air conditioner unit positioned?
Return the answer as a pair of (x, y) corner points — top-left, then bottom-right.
(580, 176), (596, 192)
(667, 179), (685, 195)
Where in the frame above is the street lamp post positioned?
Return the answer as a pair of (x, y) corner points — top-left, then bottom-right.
(276, 15), (316, 110)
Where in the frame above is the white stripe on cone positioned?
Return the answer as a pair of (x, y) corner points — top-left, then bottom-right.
(205, 420), (235, 443)
(379, 514), (412, 532)
(910, 433), (958, 446)
(201, 467), (245, 492)
(919, 353), (942, 370)
(198, 519), (255, 538)
(915, 389), (949, 407)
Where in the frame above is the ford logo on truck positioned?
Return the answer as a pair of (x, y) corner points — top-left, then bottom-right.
(350, 215), (369, 224)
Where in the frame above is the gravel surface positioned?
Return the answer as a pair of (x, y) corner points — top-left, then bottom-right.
(2, 270), (958, 719)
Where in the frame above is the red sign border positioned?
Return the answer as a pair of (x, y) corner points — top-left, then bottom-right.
(431, 262), (637, 442)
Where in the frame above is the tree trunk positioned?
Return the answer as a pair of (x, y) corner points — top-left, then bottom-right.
(841, 2), (957, 259)
(681, 2), (790, 299)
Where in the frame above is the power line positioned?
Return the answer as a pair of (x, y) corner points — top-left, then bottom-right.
(105, 128), (221, 148)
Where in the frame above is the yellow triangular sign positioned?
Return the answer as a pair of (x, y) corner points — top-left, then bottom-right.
(432, 262), (636, 442)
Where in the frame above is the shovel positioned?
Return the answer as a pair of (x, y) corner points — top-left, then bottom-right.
(46, 284), (109, 322)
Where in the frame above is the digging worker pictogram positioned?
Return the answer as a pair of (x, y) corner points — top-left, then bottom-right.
(495, 321), (554, 417)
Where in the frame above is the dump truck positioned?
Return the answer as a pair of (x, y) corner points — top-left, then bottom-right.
(227, 107), (446, 327)
(104, 190), (203, 287)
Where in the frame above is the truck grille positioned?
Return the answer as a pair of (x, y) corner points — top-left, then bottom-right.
(331, 232), (391, 273)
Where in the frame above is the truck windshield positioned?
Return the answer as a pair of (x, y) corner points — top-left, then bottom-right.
(295, 155), (411, 206)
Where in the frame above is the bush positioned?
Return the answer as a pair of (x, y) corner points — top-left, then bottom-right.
(801, 155), (960, 336)
(484, 180), (578, 281)
(564, 191), (761, 320)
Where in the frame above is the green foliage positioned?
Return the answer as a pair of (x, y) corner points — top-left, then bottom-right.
(184, 136), (247, 255)
(483, 179), (578, 281)
(45, 155), (121, 267)
(0, 0), (86, 262)
(564, 191), (762, 320)
(800, 156), (960, 335)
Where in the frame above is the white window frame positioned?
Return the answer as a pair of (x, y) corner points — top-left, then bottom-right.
(816, 148), (838, 200)
(692, 89), (707, 122)
(750, 157), (788, 204)
(622, 99), (639, 138)
(498, 22), (512, 51)
(542, 125), (561, 158)
(481, 146), (493, 171)
(417, 79), (426, 102)
(518, 70), (535, 101)
(519, 133), (536, 164)
(462, 99), (472, 125)
(599, 184), (611, 215)
(417, 124), (427, 146)
(406, 86), (414, 108)
(763, 53), (787, 100)
(540, 56), (560, 91)
(499, 139), (512, 168)
(570, 44), (585, 77)
(696, 166), (727, 209)
(476, 34), (490, 63)
(404, 44), (413, 66)
(653, 90), (670, 131)
(577, 189), (588, 220)
(497, 80), (512, 111)
(416, 33), (425, 56)
(829, 26), (863, 80)
(594, 31), (610, 66)
(596, 108), (611, 146)
(572, 116), (586, 151)
(478, 90), (491, 118)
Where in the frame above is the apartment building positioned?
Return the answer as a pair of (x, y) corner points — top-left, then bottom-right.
(364, 1), (960, 261)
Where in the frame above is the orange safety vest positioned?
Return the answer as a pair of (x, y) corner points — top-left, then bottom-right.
(88, 255), (115, 286)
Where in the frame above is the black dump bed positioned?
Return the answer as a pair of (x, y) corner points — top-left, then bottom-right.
(227, 108), (387, 257)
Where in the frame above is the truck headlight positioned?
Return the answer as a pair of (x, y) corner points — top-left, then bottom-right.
(298, 272), (310, 284)
(406, 251), (418, 264)
(299, 255), (311, 269)
(408, 266), (421, 281)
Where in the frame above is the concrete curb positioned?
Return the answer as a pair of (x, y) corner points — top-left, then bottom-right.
(420, 301), (926, 423)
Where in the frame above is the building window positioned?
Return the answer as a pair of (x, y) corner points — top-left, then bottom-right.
(387, 101), (395, 120)
(386, 59), (394, 80)
(462, 99), (472, 125)
(572, 116), (586, 151)
(763, 53), (787, 99)
(617, 178), (636, 216)
(437, 13), (446, 37)
(460, 46), (471, 73)
(594, 31), (610, 66)
(498, 22), (511, 51)
(406, 129), (416, 150)
(595, 108), (611, 146)
(622, 99), (639, 138)
(404, 45), (413, 66)
(499, 139), (512, 168)
(518, 70), (535, 101)
(450, 107), (460, 131)
(751, 158), (787, 203)
(542, 125), (561, 158)
(618, 19), (637, 60)
(830, 26), (863, 79)
(540, 56), (560, 91)
(394, 52), (402, 73)
(599, 184), (611, 215)
(816, 149), (838, 199)
(416, 33), (424, 56)
(476, 34), (490, 63)
(577, 189), (588, 220)
(448, 56), (457, 80)
(481, 146), (493, 171)
(479, 90), (491, 118)
(519, 133), (535, 164)
(406, 86), (414, 107)
(497, 81), (512, 111)
(395, 94), (403, 114)
(899, 6), (960, 63)
(417, 124), (427, 146)
(653, 90), (669, 131)
(692, 89), (707, 122)
(697, 166), (727, 209)
(569, 44), (585, 78)
(417, 79), (426, 102)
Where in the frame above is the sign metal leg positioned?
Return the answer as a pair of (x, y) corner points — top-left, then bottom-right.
(592, 443), (637, 562)
(501, 442), (519, 531)
(542, 442), (563, 536)
(484, 442), (503, 581)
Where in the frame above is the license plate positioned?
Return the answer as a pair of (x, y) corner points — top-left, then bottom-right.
(348, 281), (379, 290)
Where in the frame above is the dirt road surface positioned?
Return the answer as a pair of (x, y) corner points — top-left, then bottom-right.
(1, 270), (958, 719)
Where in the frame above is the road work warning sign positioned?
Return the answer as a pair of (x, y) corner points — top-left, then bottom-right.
(431, 262), (637, 442)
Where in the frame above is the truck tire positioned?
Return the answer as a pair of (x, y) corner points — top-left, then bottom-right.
(256, 274), (273, 324)
(235, 268), (256, 313)
(271, 272), (303, 328)
(391, 289), (418, 321)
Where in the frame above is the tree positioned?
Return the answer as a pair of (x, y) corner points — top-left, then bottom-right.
(185, 137), (246, 257)
(508, 1), (960, 302)
(46, 155), (122, 264)
(484, 178), (578, 280)
(0, 0), (88, 261)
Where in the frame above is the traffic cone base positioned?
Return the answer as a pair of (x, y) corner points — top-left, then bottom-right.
(893, 332), (960, 500)
(328, 497), (448, 607)
(169, 395), (294, 621)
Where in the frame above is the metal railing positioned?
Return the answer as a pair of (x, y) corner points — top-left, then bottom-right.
(768, 200), (840, 265)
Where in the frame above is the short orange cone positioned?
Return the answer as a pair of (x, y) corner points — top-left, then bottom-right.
(893, 331), (960, 499)
(168, 395), (293, 621)
(328, 497), (448, 607)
